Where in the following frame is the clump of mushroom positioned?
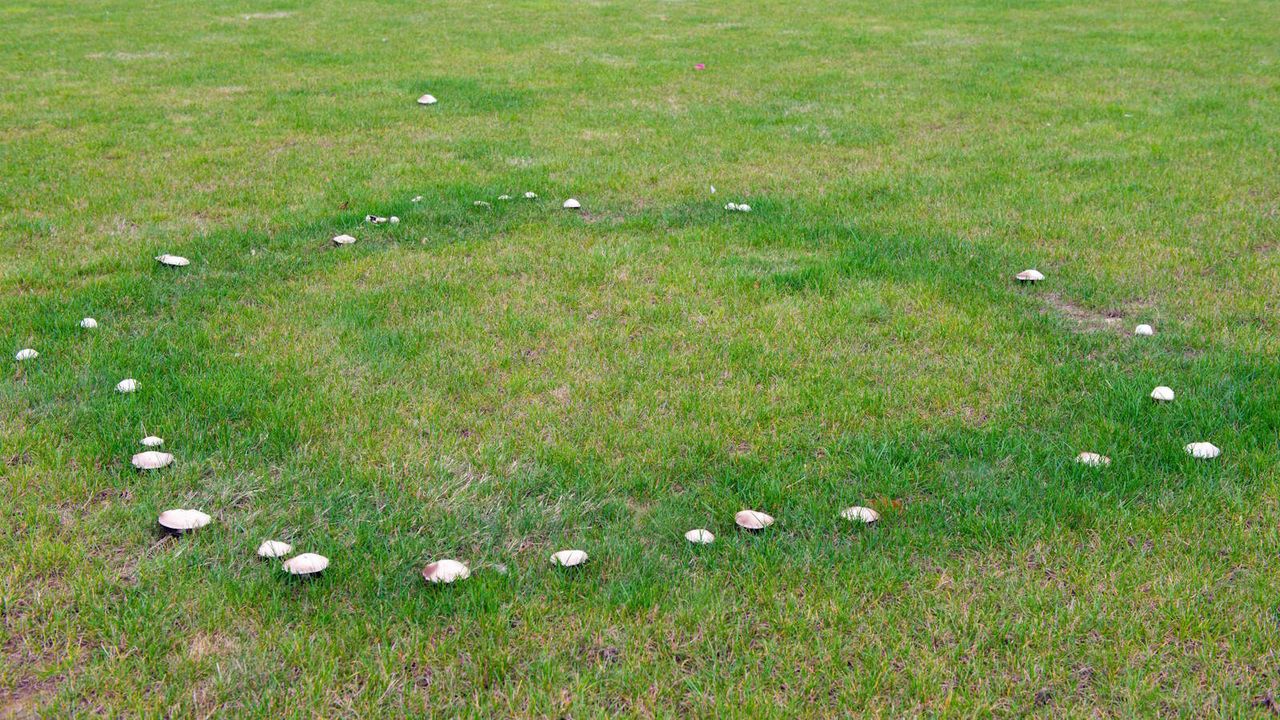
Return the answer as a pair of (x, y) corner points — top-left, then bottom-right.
(550, 549), (588, 567)
(684, 528), (715, 545)
(735, 509), (774, 531)
(131, 450), (174, 470)
(158, 509), (211, 534)
(283, 553), (329, 576)
(1185, 442), (1221, 460)
(155, 254), (190, 267)
(1150, 386), (1174, 402)
(257, 540), (293, 558)
(840, 506), (880, 524)
(1075, 451), (1111, 467)
(422, 559), (471, 584)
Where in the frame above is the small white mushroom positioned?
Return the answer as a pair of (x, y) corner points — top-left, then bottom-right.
(365, 215), (388, 224)
(1134, 324), (1154, 336)
(735, 509), (774, 531)
(422, 559), (471, 584)
(15, 348), (38, 361)
(282, 553), (329, 576)
(332, 234), (357, 246)
(411, 195), (423, 203)
(80, 318), (98, 329)
(1185, 442), (1221, 460)
(738, 204), (751, 213)
(1150, 386), (1174, 402)
(563, 198), (581, 210)
(724, 202), (738, 211)
(710, 185), (716, 194)
(550, 549), (588, 567)
(116, 378), (139, 393)
(389, 216), (400, 224)
(417, 94), (437, 105)
(157, 509), (210, 533)
(1015, 269), (1045, 283)
(257, 540), (293, 558)
(155, 254), (190, 267)
(1075, 451), (1111, 467)
(523, 191), (537, 199)
(473, 200), (491, 208)
(131, 450), (174, 470)
(498, 194), (512, 201)
(840, 506), (880, 524)
(684, 528), (715, 545)
(140, 435), (164, 447)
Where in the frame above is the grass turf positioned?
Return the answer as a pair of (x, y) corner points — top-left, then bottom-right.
(2, 0), (1279, 715)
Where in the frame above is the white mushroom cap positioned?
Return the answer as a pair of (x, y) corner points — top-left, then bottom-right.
(724, 202), (739, 211)
(116, 378), (139, 393)
(417, 94), (437, 105)
(524, 191), (537, 199)
(734, 509), (774, 531)
(1015, 269), (1045, 282)
(1075, 451), (1111, 467)
(422, 559), (471, 584)
(550, 549), (588, 567)
(840, 506), (880, 524)
(389, 216), (400, 224)
(80, 318), (98, 329)
(15, 349), (38, 361)
(1185, 442), (1221, 460)
(155, 254), (190, 267)
(1134, 324), (1154, 336)
(473, 200), (491, 207)
(140, 435), (164, 447)
(411, 195), (423, 203)
(131, 450), (174, 470)
(257, 540), (293, 558)
(283, 553), (329, 575)
(738, 204), (751, 213)
(498, 194), (512, 201)
(684, 528), (715, 545)
(332, 234), (357, 246)
(1150, 386), (1174, 402)
(563, 198), (581, 209)
(158, 509), (211, 532)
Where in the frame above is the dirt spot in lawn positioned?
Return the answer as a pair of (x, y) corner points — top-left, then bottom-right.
(1040, 293), (1126, 333)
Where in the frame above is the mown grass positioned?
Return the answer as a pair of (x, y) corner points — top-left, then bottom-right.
(2, 0), (1279, 716)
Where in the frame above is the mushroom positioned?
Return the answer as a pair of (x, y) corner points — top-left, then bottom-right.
(473, 200), (491, 208)
(14, 349), (38, 361)
(1134, 324), (1154, 336)
(332, 234), (357, 246)
(738, 204), (751, 213)
(524, 192), (537, 199)
(411, 195), (423, 203)
(840, 506), (880, 524)
(724, 203), (739, 211)
(365, 215), (388, 224)
(131, 450), (174, 470)
(498, 195), (512, 201)
(734, 509), (774, 531)
(116, 378), (139, 393)
(1015, 269), (1045, 283)
(1185, 442), (1221, 460)
(140, 436), (164, 447)
(417, 94), (438, 105)
(1075, 451), (1111, 467)
(684, 528), (715, 545)
(550, 549), (588, 567)
(157, 509), (211, 533)
(155, 254), (190, 267)
(257, 540), (293, 558)
(389, 216), (400, 224)
(282, 553), (329, 576)
(80, 318), (98, 329)
(422, 559), (471, 584)
(1150, 386), (1174, 402)
(563, 198), (581, 210)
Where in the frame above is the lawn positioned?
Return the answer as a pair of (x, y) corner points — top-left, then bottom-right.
(3, 0), (1279, 715)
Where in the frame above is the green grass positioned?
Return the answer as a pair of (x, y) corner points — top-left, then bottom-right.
(3, 0), (1279, 715)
